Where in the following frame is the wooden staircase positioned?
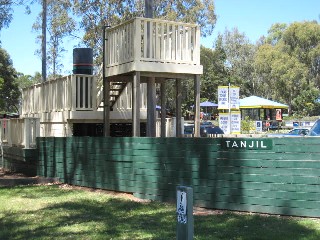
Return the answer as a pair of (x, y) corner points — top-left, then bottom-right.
(109, 82), (127, 110)
(96, 67), (128, 110)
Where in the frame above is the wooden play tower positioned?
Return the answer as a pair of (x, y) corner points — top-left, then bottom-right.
(103, 5), (203, 137)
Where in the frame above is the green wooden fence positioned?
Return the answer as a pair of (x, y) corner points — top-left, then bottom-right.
(1, 147), (38, 176)
(37, 137), (320, 218)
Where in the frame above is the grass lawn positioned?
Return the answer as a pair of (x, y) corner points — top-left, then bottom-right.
(0, 184), (319, 240)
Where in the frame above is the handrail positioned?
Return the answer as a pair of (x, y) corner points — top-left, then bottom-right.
(22, 74), (97, 115)
(105, 17), (201, 68)
(0, 118), (40, 149)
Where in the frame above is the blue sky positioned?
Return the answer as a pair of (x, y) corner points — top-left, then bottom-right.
(1, 0), (319, 76)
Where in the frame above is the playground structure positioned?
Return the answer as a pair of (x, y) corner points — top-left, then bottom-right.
(18, 17), (202, 139)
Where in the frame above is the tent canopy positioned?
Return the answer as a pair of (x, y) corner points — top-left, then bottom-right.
(191, 101), (218, 108)
(200, 101), (218, 107)
(240, 96), (288, 109)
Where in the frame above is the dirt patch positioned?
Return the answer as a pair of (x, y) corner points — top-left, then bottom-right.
(58, 184), (151, 203)
(0, 168), (59, 187)
(0, 169), (30, 179)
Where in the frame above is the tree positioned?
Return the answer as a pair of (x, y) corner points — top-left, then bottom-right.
(282, 21), (320, 87)
(0, 48), (20, 113)
(265, 23), (287, 46)
(269, 49), (308, 115)
(16, 72), (38, 90)
(200, 40), (228, 103)
(253, 43), (278, 99)
(254, 21), (320, 116)
(0, 0), (13, 32)
(33, 0), (76, 78)
(154, 0), (216, 37)
(218, 28), (256, 97)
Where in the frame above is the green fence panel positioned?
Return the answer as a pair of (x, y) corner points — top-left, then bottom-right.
(36, 137), (320, 218)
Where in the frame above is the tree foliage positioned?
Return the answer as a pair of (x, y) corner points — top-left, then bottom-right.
(0, 48), (19, 112)
(254, 21), (320, 116)
(217, 28), (256, 97)
(0, 0), (13, 32)
(200, 42), (228, 102)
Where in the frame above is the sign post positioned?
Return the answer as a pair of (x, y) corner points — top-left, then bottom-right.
(218, 85), (240, 134)
(176, 186), (193, 240)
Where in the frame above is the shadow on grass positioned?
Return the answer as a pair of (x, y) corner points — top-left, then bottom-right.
(0, 185), (319, 240)
(195, 213), (320, 240)
(0, 186), (176, 240)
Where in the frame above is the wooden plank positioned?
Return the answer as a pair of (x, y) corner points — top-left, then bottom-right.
(133, 168), (320, 185)
(134, 158), (320, 169)
(131, 185), (320, 210)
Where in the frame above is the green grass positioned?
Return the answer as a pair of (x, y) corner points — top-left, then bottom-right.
(0, 185), (319, 240)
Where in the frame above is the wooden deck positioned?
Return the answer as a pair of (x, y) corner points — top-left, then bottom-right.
(105, 17), (203, 78)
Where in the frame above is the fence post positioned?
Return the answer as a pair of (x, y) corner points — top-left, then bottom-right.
(7, 120), (12, 146)
(176, 186), (193, 240)
(23, 118), (40, 149)
(24, 118), (30, 149)
(71, 75), (77, 111)
(35, 118), (40, 141)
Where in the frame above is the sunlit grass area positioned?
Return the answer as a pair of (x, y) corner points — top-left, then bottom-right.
(0, 185), (319, 240)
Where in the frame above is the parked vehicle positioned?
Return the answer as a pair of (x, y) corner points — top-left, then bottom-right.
(309, 119), (320, 136)
(184, 122), (224, 137)
(288, 128), (310, 135)
(268, 128), (310, 137)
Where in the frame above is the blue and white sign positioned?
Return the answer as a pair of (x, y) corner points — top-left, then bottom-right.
(229, 87), (240, 109)
(218, 86), (229, 109)
(256, 121), (263, 132)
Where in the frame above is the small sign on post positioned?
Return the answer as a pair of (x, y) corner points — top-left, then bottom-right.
(176, 186), (193, 240)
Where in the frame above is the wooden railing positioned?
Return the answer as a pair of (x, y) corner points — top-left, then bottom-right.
(105, 17), (201, 68)
(0, 118), (40, 149)
(22, 75), (97, 115)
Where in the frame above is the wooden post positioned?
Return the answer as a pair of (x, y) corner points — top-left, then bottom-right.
(145, 0), (156, 137)
(147, 77), (156, 137)
(176, 186), (194, 240)
(24, 118), (30, 149)
(133, 72), (141, 137)
(176, 79), (182, 137)
(91, 76), (97, 110)
(160, 82), (167, 137)
(7, 119), (12, 147)
(103, 25), (111, 137)
(104, 79), (110, 137)
(194, 75), (201, 137)
(35, 118), (40, 143)
(71, 75), (77, 111)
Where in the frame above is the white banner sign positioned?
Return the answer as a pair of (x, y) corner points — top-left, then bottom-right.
(218, 86), (229, 109)
(231, 111), (241, 134)
(219, 112), (230, 134)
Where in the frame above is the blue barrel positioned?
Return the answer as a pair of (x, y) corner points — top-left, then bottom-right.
(73, 48), (93, 75)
